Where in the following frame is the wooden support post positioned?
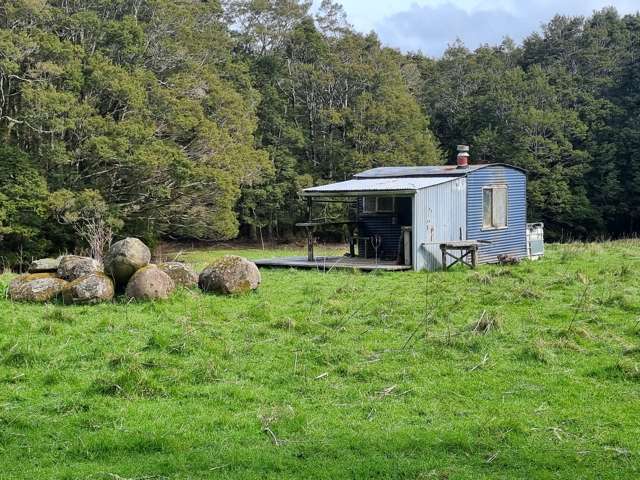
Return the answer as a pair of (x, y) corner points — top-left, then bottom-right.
(402, 227), (412, 266)
(307, 197), (314, 261)
(348, 226), (355, 257)
(441, 246), (447, 271)
(471, 246), (477, 268)
(306, 227), (314, 261)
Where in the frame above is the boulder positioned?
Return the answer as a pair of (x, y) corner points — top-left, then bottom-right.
(158, 261), (198, 288)
(8, 273), (68, 303)
(28, 257), (61, 273)
(57, 255), (103, 281)
(198, 255), (261, 295)
(104, 237), (151, 286)
(125, 266), (175, 301)
(62, 273), (115, 304)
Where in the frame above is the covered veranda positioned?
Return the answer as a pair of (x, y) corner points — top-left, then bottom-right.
(255, 178), (422, 272)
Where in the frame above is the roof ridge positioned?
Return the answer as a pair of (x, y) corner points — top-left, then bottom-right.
(353, 163), (524, 178)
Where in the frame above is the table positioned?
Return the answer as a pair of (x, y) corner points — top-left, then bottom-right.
(439, 241), (480, 271)
(296, 221), (357, 261)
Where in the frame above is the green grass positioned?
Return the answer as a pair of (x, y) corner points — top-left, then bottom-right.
(1, 241), (640, 479)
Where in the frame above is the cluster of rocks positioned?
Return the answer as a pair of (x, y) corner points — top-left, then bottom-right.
(7, 237), (261, 304)
(10, 255), (112, 304)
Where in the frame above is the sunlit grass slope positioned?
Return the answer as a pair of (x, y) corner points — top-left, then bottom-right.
(1, 241), (639, 479)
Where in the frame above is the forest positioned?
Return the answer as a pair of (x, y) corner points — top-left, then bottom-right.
(1, 0), (639, 264)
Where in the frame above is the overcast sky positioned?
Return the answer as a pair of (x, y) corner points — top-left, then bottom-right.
(336, 0), (640, 56)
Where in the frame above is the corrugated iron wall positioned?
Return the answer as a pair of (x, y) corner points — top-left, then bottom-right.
(413, 178), (467, 270)
(466, 166), (527, 263)
(356, 197), (411, 261)
(357, 215), (403, 260)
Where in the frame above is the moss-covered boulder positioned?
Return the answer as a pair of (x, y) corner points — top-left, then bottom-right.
(104, 238), (151, 286)
(158, 262), (198, 288)
(62, 273), (114, 304)
(8, 273), (68, 303)
(125, 266), (175, 301)
(198, 255), (261, 294)
(57, 255), (103, 281)
(28, 257), (61, 273)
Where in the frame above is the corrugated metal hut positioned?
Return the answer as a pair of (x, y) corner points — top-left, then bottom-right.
(298, 146), (529, 271)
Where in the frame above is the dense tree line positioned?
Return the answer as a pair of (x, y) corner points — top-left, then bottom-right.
(0, 0), (272, 264)
(1, 1), (639, 264)
(415, 8), (640, 239)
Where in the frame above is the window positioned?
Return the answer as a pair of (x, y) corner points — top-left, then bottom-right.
(482, 186), (507, 229)
(376, 197), (394, 212)
(362, 196), (395, 213)
(363, 197), (377, 213)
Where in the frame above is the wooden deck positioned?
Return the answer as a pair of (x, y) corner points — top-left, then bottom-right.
(254, 256), (412, 271)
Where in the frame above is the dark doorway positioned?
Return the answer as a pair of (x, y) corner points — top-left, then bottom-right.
(357, 196), (413, 261)
(396, 197), (412, 226)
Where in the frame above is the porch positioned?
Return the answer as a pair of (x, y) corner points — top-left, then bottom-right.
(255, 179), (422, 272)
(254, 255), (412, 271)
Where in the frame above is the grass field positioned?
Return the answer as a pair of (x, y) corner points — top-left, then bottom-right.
(1, 241), (639, 479)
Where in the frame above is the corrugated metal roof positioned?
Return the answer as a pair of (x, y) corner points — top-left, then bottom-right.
(302, 177), (456, 196)
(354, 165), (482, 178)
(354, 163), (525, 178)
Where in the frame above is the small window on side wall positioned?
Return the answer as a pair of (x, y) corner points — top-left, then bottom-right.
(482, 186), (508, 229)
(376, 197), (394, 213)
(362, 196), (394, 214)
(363, 197), (377, 213)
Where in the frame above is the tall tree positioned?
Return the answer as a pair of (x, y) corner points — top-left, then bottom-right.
(228, 2), (441, 239)
(0, 0), (270, 262)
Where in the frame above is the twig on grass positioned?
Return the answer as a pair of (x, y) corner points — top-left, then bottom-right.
(468, 353), (489, 372)
(486, 452), (499, 463)
(470, 310), (500, 334)
(402, 311), (435, 350)
(549, 426), (564, 441)
(263, 426), (280, 446)
(567, 284), (590, 332)
(604, 445), (631, 457)
(377, 385), (397, 398)
(103, 474), (162, 480)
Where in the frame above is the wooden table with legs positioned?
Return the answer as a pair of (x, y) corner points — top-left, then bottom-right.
(439, 241), (480, 270)
(296, 221), (357, 261)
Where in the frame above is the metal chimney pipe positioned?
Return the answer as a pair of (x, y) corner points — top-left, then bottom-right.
(456, 145), (469, 168)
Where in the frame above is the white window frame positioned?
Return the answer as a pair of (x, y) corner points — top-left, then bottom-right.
(362, 196), (395, 214)
(363, 197), (377, 213)
(482, 185), (508, 230)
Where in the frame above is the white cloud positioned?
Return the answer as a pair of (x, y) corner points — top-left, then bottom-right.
(337, 0), (640, 56)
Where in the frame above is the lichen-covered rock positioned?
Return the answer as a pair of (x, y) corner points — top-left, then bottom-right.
(28, 257), (61, 273)
(125, 266), (175, 301)
(8, 273), (68, 303)
(158, 262), (198, 288)
(57, 255), (103, 281)
(104, 237), (151, 286)
(62, 273), (114, 304)
(199, 255), (261, 294)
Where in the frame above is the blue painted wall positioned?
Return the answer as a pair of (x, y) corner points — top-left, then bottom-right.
(466, 166), (527, 263)
(357, 197), (411, 261)
(357, 215), (402, 260)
